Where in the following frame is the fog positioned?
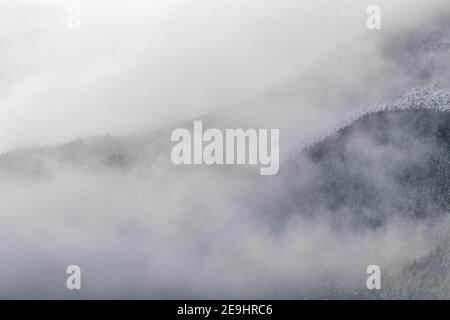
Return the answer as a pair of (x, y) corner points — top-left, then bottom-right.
(0, 138), (445, 298)
(0, 0), (447, 151)
(0, 0), (449, 298)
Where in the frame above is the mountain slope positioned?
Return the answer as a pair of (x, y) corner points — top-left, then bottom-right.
(0, 86), (448, 299)
(281, 86), (450, 230)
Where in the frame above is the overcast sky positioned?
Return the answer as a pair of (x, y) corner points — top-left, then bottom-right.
(0, 0), (449, 299)
(0, 0), (445, 152)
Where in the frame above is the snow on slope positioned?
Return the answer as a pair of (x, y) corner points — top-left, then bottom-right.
(302, 85), (450, 149)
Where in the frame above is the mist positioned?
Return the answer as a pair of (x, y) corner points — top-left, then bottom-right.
(0, 0), (449, 299)
(0, 0), (448, 151)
